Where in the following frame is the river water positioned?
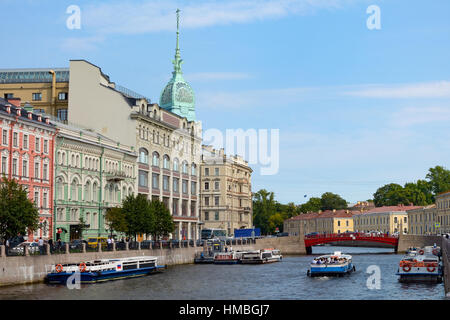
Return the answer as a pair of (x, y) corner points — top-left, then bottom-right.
(0, 246), (446, 300)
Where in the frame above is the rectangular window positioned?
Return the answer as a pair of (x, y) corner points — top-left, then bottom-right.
(34, 191), (39, 207)
(57, 109), (68, 121)
(12, 159), (17, 176)
(182, 180), (188, 194)
(32, 93), (42, 101)
(23, 135), (28, 149)
(215, 196), (219, 206)
(204, 182), (209, 190)
(152, 173), (159, 189)
(138, 170), (148, 187)
(173, 177), (179, 193)
(215, 181), (219, 190)
(205, 197), (209, 206)
(215, 168), (219, 176)
(204, 168), (209, 176)
(44, 140), (48, 153)
(215, 211), (219, 221)
(2, 130), (7, 145)
(204, 211), (209, 221)
(163, 175), (169, 191)
(43, 163), (48, 180)
(34, 163), (40, 179)
(22, 160), (28, 177)
(1, 157), (6, 173)
(191, 181), (196, 195)
(58, 92), (68, 100)
(43, 193), (48, 208)
(35, 137), (40, 152)
(4, 93), (13, 99)
(13, 132), (18, 147)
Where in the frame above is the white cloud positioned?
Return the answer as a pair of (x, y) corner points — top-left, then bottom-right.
(343, 81), (450, 99)
(82, 0), (358, 35)
(391, 106), (450, 127)
(60, 36), (104, 52)
(186, 72), (252, 81)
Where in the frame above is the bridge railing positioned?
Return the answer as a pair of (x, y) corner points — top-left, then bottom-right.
(304, 232), (398, 239)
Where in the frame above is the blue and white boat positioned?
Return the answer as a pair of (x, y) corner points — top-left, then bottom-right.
(45, 256), (165, 284)
(307, 251), (355, 277)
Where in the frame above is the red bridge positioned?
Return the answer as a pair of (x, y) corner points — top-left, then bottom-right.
(304, 233), (399, 254)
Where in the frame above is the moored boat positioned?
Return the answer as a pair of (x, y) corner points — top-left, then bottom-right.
(214, 251), (245, 264)
(307, 251), (355, 277)
(396, 250), (442, 283)
(45, 256), (165, 284)
(240, 248), (282, 264)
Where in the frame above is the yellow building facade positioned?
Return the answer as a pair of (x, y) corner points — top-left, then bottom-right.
(353, 205), (420, 234)
(0, 68), (69, 119)
(407, 191), (450, 235)
(284, 210), (354, 236)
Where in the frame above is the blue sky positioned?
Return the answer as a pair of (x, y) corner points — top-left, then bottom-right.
(1, 0), (450, 204)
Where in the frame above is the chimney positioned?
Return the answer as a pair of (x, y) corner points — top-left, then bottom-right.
(7, 98), (21, 107)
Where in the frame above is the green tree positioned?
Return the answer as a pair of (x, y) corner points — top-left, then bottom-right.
(105, 207), (128, 237)
(320, 192), (348, 211)
(267, 213), (285, 234)
(122, 194), (154, 240)
(151, 200), (175, 239)
(252, 189), (276, 235)
(0, 177), (39, 242)
(373, 183), (406, 207)
(299, 197), (321, 213)
(426, 165), (450, 195)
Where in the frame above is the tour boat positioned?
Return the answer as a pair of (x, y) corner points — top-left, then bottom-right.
(45, 256), (165, 284)
(213, 251), (245, 264)
(396, 250), (442, 283)
(240, 248), (282, 264)
(307, 251), (355, 277)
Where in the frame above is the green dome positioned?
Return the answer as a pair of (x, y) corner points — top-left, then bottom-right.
(160, 72), (195, 121)
(159, 9), (196, 122)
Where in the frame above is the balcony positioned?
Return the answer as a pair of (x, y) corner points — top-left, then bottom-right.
(106, 170), (127, 182)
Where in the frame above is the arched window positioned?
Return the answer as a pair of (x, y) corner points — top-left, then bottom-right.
(128, 187), (133, 196)
(163, 155), (170, 170)
(182, 161), (188, 174)
(173, 158), (179, 172)
(115, 185), (120, 203)
(152, 152), (160, 167)
(57, 177), (64, 200)
(139, 148), (149, 164)
(122, 186), (127, 200)
(71, 178), (78, 200)
(93, 182), (98, 202)
(85, 181), (91, 201)
(191, 163), (197, 176)
(109, 184), (113, 202)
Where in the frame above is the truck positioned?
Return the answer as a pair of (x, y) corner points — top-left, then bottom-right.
(234, 228), (261, 238)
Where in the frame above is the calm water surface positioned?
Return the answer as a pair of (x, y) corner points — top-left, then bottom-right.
(0, 246), (446, 300)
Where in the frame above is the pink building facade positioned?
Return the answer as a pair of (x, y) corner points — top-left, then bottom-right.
(0, 98), (57, 240)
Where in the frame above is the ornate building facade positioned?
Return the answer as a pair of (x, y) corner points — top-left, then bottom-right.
(53, 122), (136, 242)
(200, 146), (253, 236)
(0, 98), (57, 240)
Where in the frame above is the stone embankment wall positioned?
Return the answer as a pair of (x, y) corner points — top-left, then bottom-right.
(396, 234), (442, 253)
(442, 237), (450, 297)
(0, 236), (305, 287)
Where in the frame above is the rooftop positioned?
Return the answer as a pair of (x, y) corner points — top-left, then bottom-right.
(0, 68), (70, 83)
(288, 209), (353, 221)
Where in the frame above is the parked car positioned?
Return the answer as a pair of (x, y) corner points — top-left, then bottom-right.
(69, 239), (87, 250)
(8, 242), (40, 255)
(87, 237), (108, 249)
(276, 232), (289, 237)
